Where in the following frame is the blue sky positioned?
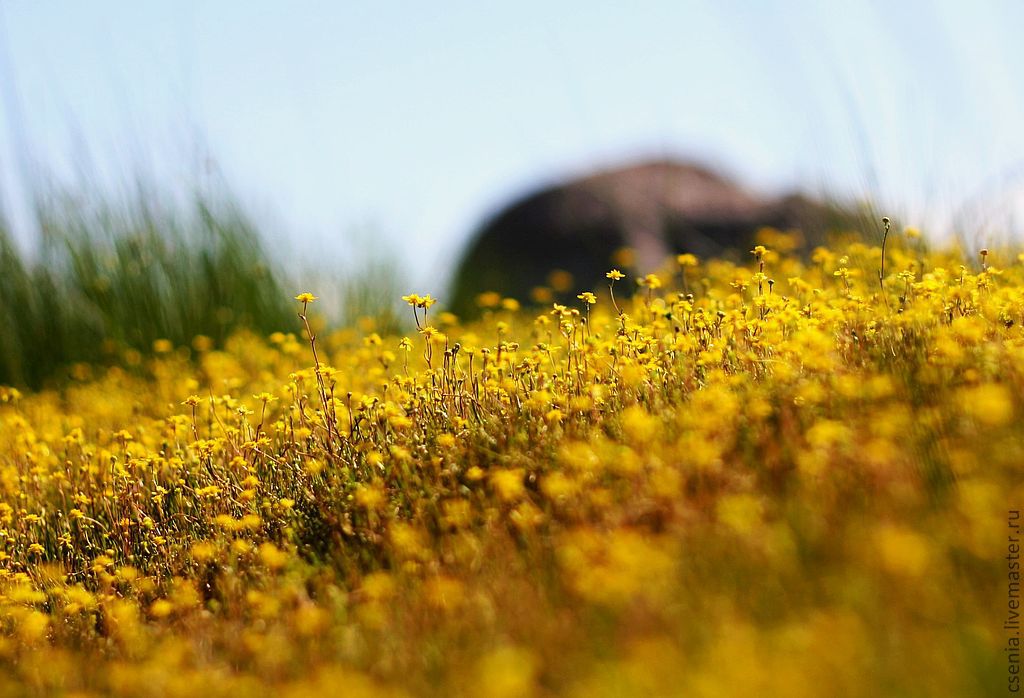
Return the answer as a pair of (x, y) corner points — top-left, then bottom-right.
(1, 1), (1022, 285)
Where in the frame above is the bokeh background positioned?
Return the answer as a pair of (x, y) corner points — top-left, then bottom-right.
(2, 0), (1023, 288)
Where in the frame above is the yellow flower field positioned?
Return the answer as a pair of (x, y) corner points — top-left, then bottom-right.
(0, 231), (1019, 696)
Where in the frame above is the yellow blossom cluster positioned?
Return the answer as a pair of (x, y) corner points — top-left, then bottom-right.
(0, 231), (1020, 695)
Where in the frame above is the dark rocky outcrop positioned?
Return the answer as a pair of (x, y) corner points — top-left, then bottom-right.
(449, 159), (855, 316)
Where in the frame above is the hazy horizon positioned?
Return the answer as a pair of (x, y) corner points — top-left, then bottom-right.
(2, 1), (1023, 288)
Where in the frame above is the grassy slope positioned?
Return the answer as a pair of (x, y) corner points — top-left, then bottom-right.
(0, 232), (1019, 696)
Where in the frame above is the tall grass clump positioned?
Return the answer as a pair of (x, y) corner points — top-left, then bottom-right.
(0, 179), (295, 387)
(0, 221), (72, 389)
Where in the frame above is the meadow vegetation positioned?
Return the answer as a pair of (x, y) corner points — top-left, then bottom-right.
(0, 225), (1018, 696)
(0, 183), (293, 388)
